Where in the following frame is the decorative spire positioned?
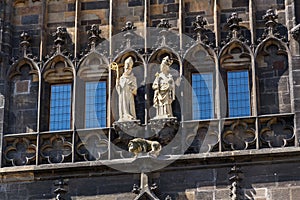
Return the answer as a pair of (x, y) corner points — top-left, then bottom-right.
(121, 21), (136, 32)
(192, 15), (209, 43)
(156, 19), (172, 46)
(20, 32), (30, 57)
(52, 26), (67, 53)
(87, 24), (102, 51)
(54, 178), (68, 200)
(263, 9), (278, 37)
(157, 18), (172, 30)
(226, 12), (242, 39)
(121, 21), (137, 48)
(229, 165), (243, 200)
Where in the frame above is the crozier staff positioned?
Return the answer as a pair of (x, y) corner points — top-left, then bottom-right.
(114, 57), (137, 121)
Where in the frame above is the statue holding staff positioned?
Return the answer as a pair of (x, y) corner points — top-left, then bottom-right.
(112, 57), (137, 121)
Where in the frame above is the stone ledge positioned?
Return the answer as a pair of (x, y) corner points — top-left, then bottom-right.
(1, 146), (300, 174)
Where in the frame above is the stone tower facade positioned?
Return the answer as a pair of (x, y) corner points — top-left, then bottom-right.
(1, 0), (300, 199)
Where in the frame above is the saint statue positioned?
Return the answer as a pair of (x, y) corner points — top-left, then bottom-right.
(116, 57), (137, 121)
(152, 56), (175, 119)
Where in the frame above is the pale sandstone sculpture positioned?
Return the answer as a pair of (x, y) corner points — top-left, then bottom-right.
(152, 56), (175, 119)
(116, 57), (138, 121)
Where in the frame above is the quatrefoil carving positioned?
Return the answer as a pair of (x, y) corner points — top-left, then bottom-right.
(77, 133), (109, 161)
(260, 118), (294, 148)
(4, 138), (36, 166)
(222, 121), (256, 150)
(186, 125), (219, 153)
(40, 134), (72, 164)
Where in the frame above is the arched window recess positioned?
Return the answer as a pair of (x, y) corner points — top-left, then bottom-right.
(255, 9), (293, 116)
(219, 13), (255, 118)
(4, 32), (41, 134)
(76, 49), (109, 130)
(183, 41), (217, 121)
(41, 27), (75, 132)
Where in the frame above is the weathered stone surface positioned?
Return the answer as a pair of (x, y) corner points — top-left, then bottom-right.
(21, 15), (39, 25)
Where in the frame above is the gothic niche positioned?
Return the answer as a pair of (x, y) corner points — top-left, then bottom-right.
(111, 52), (146, 157)
(256, 42), (290, 115)
(6, 63), (39, 134)
(147, 49), (181, 148)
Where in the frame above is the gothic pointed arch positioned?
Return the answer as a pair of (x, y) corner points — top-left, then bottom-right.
(112, 49), (146, 124)
(219, 39), (254, 118)
(5, 57), (40, 134)
(76, 51), (109, 129)
(148, 47), (182, 121)
(40, 54), (75, 132)
(255, 36), (291, 115)
(183, 41), (217, 121)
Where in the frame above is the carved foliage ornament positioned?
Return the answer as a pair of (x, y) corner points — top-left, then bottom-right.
(260, 118), (294, 148)
(222, 121), (256, 150)
(41, 134), (72, 164)
(4, 138), (36, 166)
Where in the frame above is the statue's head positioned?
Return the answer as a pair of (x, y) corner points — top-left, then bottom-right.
(124, 56), (134, 73)
(161, 56), (173, 74)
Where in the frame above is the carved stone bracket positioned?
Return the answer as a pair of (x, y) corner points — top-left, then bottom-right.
(149, 118), (179, 146)
(113, 120), (143, 138)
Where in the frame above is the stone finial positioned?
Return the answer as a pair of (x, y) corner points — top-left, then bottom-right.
(121, 21), (136, 32)
(54, 178), (68, 200)
(87, 24), (102, 50)
(227, 12), (242, 39)
(263, 9), (278, 36)
(52, 26), (67, 53)
(120, 21), (137, 48)
(192, 15), (209, 43)
(291, 24), (300, 42)
(157, 19), (172, 30)
(20, 32), (30, 57)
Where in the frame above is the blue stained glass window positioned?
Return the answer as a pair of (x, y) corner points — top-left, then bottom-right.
(50, 84), (72, 131)
(192, 73), (214, 120)
(227, 71), (251, 117)
(85, 81), (107, 128)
